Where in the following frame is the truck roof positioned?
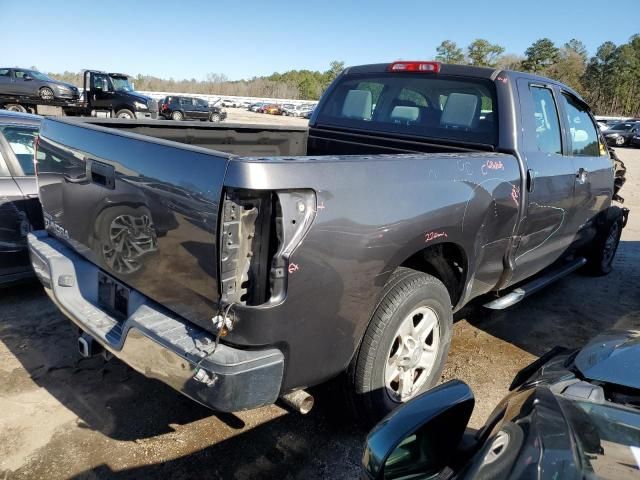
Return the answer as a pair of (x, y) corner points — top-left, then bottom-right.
(342, 61), (585, 104)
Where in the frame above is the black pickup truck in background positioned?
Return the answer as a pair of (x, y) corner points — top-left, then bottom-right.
(28, 61), (627, 420)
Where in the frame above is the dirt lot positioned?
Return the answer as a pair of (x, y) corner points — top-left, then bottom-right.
(1, 141), (638, 479)
(225, 108), (310, 127)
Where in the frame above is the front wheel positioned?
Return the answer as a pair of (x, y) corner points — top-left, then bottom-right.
(115, 109), (135, 119)
(615, 136), (626, 146)
(349, 267), (453, 423)
(39, 87), (55, 100)
(209, 113), (221, 122)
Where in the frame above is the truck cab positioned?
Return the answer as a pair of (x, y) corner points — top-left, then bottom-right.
(82, 71), (158, 119)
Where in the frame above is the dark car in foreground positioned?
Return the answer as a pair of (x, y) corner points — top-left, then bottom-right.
(159, 95), (226, 122)
(0, 110), (43, 285)
(603, 122), (640, 147)
(362, 331), (640, 479)
(0, 68), (79, 101)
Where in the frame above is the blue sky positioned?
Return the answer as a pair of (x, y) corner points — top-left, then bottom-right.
(1, 0), (638, 80)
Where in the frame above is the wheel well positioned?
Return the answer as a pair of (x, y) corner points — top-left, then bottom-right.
(400, 243), (467, 307)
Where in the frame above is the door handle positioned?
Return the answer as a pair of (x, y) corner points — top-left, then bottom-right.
(527, 169), (535, 192)
(576, 168), (588, 184)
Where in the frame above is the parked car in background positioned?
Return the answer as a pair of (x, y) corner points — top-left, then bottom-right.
(362, 331), (640, 480)
(603, 122), (640, 146)
(0, 110), (43, 285)
(159, 96), (227, 122)
(221, 98), (237, 108)
(249, 102), (266, 112)
(263, 104), (283, 115)
(0, 68), (80, 101)
(281, 104), (311, 117)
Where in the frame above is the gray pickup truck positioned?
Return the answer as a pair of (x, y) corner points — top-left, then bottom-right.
(28, 61), (627, 420)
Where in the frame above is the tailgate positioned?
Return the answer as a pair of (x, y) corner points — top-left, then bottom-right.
(36, 118), (229, 327)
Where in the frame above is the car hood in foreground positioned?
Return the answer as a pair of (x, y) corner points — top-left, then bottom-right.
(574, 331), (640, 390)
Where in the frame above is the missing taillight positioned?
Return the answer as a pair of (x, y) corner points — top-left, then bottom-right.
(219, 188), (316, 306)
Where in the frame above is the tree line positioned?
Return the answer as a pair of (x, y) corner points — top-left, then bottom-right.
(435, 35), (640, 116)
(44, 34), (639, 115)
(46, 61), (345, 101)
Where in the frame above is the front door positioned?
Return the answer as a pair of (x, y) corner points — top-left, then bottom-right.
(89, 72), (115, 111)
(558, 92), (614, 248)
(180, 97), (197, 119)
(510, 80), (579, 284)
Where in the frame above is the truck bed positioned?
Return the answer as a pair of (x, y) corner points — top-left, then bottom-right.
(36, 118), (520, 346)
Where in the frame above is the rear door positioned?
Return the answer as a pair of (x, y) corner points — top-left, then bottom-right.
(510, 80), (580, 284)
(0, 68), (14, 94)
(558, 92), (613, 247)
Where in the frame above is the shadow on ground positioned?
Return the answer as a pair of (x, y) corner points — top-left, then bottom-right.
(457, 240), (640, 357)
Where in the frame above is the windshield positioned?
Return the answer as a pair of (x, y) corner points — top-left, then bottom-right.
(0, 125), (39, 175)
(561, 398), (640, 479)
(315, 73), (498, 146)
(609, 123), (635, 131)
(110, 76), (134, 92)
(28, 71), (52, 81)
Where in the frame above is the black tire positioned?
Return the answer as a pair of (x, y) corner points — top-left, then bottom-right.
(209, 113), (221, 122)
(115, 109), (135, 119)
(171, 110), (183, 121)
(472, 422), (524, 480)
(615, 136), (625, 146)
(4, 104), (27, 113)
(39, 87), (54, 100)
(585, 206), (624, 276)
(349, 267), (453, 423)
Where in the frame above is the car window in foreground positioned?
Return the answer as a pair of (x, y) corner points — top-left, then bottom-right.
(562, 398), (640, 480)
(0, 125), (38, 176)
(315, 73), (498, 146)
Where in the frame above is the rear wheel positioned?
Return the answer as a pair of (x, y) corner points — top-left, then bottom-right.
(115, 109), (135, 119)
(349, 268), (453, 423)
(4, 104), (27, 113)
(39, 87), (54, 100)
(586, 206), (624, 276)
(171, 111), (183, 121)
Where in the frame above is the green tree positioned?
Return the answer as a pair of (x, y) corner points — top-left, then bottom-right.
(565, 39), (588, 62)
(467, 39), (505, 67)
(435, 40), (465, 64)
(521, 38), (560, 73)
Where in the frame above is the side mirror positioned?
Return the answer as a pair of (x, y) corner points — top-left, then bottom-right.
(23, 74), (33, 81)
(362, 380), (474, 480)
(101, 79), (111, 92)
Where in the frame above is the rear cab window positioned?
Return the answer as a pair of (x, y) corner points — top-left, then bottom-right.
(315, 73), (498, 146)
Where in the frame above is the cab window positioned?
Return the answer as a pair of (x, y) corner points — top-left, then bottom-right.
(561, 94), (600, 156)
(529, 86), (562, 155)
(316, 74), (498, 145)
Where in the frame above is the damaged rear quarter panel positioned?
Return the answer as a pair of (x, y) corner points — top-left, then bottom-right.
(222, 152), (520, 390)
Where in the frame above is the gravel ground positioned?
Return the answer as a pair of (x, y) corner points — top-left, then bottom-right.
(0, 142), (638, 479)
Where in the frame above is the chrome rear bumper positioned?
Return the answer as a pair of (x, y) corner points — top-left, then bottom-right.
(28, 230), (284, 412)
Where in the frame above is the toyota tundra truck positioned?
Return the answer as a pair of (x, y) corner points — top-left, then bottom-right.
(28, 61), (628, 420)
